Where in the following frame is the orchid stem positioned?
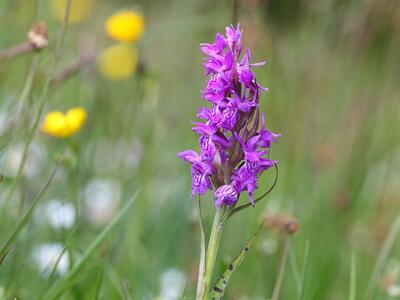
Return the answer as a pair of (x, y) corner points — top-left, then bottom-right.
(201, 206), (226, 299)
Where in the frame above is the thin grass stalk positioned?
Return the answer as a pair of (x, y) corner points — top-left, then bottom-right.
(271, 236), (290, 300)
(196, 197), (206, 299)
(0, 164), (59, 260)
(289, 243), (301, 295)
(365, 214), (400, 300)
(14, 57), (39, 122)
(298, 240), (310, 300)
(232, 0), (239, 25)
(51, 50), (97, 85)
(349, 252), (356, 300)
(94, 271), (104, 300)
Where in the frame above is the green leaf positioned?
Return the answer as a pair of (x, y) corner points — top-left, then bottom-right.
(349, 252), (356, 300)
(43, 190), (141, 300)
(94, 270), (104, 300)
(209, 223), (263, 299)
(0, 165), (58, 262)
(298, 240), (310, 300)
(0, 246), (12, 266)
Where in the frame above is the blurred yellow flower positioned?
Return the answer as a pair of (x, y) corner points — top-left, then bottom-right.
(105, 10), (144, 43)
(97, 44), (138, 80)
(51, 0), (93, 24)
(41, 107), (87, 138)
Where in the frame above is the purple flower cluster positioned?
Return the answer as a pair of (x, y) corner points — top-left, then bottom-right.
(178, 24), (279, 208)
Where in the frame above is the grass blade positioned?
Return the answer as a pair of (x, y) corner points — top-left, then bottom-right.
(365, 214), (400, 300)
(298, 240), (310, 300)
(0, 165), (58, 262)
(43, 190), (141, 300)
(271, 237), (291, 300)
(289, 244), (301, 295)
(94, 270), (103, 300)
(349, 252), (356, 300)
(0, 246), (12, 266)
(196, 197), (206, 300)
(209, 222), (263, 300)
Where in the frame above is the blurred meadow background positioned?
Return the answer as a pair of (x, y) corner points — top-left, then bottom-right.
(0, 0), (400, 299)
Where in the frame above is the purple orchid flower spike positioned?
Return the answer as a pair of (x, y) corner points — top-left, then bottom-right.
(178, 24), (279, 208)
(181, 24), (282, 300)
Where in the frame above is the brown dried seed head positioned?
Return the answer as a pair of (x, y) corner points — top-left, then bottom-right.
(284, 219), (299, 235)
(264, 212), (299, 235)
(27, 22), (48, 50)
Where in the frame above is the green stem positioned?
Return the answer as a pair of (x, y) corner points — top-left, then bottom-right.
(271, 237), (290, 300)
(202, 206), (226, 299)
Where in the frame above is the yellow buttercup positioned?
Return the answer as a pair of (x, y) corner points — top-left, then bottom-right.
(41, 107), (87, 138)
(105, 10), (145, 43)
(97, 44), (138, 80)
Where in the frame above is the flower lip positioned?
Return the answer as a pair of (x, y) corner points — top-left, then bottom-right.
(214, 184), (238, 207)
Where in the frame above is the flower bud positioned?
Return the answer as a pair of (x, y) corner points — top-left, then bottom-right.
(27, 22), (48, 50)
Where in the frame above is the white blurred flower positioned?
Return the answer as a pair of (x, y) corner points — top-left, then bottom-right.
(388, 285), (400, 297)
(0, 111), (8, 135)
(120, 138), (143, 171)
(83, 178), (121, 226)
(37, 199), (76, 230)
(32, 243), (69, 276)
(1, 142), (47, 179)
(0, 286), (4, 299)
(158, 269), (186, 300)
(260, 238), (278, 256)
